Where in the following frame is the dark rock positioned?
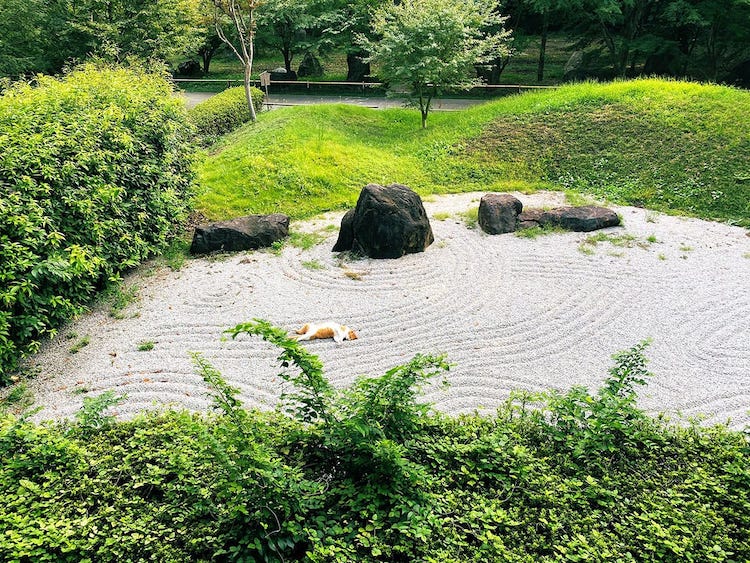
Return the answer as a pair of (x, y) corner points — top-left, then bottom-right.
(478, 193), (523, 234)
(562, 50), (586, 82)
(332, 209), (356, 252)
(298, 52), (323, 77)
(176, 60), (202, 77)
(518, 209), (543, 230)
(643, 50), (681, 77)
(347, 183), (434, 259)
(539, 206), (620, 232)
(269, 67), (297, 81)
(726, 60), (750, 88)
(346, 52), (371, 82)
(190, 214), (289, 254)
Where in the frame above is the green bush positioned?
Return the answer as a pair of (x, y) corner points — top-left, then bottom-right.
(189, 86), (264, 144)
(1, 324), (747, 561)
(0, 63), (194, 383)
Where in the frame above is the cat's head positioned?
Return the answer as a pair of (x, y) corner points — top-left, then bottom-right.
(345, 327), (358, 341)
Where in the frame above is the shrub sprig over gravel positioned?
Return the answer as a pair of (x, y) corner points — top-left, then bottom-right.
(1, 326), (748, 562)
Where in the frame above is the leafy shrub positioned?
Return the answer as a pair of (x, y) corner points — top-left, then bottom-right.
(0, 63), (194, 383)
(189, 86), (264, 144)
(0, 326), (748, 561)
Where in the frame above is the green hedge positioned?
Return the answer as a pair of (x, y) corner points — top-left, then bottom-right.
(1, 326), (747, 561)
(0, 63), (194, 383)
(189, 86), (264, 143)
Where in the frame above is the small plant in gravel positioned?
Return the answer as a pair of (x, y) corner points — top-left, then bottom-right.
(301, 259), (325, 271)
(137, 341), (155, 352)
(578, 232), (654, 255)
(68, 336), (90, 354)
(459, 206), (479, 229)
(288, 231), (327, 250)
(515, 224), (566, 239)
(105, 283), (140, 319)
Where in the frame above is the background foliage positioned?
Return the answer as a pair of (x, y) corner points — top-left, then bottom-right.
(0, 324), (748, 561)
(0, 63), (194, 382)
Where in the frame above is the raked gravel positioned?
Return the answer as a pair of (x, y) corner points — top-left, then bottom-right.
(12, 192), (750, 429)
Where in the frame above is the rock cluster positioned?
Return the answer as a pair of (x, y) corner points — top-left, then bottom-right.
(478, 194), (620, 234)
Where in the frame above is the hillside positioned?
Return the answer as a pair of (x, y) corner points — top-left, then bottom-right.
(196, 79), (750, 226)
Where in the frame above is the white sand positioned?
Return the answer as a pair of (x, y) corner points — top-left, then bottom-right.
(14, 192), (750, 429)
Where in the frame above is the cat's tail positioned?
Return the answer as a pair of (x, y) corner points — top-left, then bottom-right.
(295, 324), (309, 335)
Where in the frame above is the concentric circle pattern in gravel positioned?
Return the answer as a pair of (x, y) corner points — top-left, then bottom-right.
(19, 192), (750, 429)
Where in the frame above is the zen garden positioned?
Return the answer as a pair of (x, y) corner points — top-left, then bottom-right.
(0, 0), (749, 561)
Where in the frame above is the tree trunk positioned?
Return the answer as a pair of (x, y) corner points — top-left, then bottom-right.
(244, 63), (257, 122)
(537, 11), (549, 82)
(201, 51), (213, 75)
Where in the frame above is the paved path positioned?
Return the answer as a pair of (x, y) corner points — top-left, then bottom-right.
(181, 91), (489, 111)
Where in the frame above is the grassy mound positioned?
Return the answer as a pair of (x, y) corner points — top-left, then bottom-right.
(196, 79), (750, 226)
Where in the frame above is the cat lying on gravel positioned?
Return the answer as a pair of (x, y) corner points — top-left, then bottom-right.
(293, 322), (358, 343)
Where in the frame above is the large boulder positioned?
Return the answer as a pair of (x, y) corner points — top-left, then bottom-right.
(190, 214), (289, 254)
(332, 209), (356, 252)
(478, 193), (523, 234)
(539, 206), (620, 232)
(335, 183), (434, 258)
(517, 209), (544, 230)
(562, 50), (586, 82)
(346, 52), (371, 82)
(298, 52), (323, 77)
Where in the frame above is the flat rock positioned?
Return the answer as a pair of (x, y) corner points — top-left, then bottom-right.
(539, 206), (620, 232)
(190, 214), (289, 254)
(518, 209), (544, 230)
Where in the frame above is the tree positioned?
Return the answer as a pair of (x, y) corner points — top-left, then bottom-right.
(322, 0), (390, 81)
(524, 0), (580, 81)
(362, 0), (512, 128)
(255, 0), (322, 74)
(210, 0), (263, 121)
(578, 0), (660, 77)
(79, 0), (203, 63)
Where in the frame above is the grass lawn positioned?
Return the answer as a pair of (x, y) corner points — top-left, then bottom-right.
(195, 79), (750, 227)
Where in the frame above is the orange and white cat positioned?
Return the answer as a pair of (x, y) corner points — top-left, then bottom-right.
(293, 322), (358, 343)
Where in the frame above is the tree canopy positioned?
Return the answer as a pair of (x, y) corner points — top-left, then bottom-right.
(362, 0), (512, 128)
